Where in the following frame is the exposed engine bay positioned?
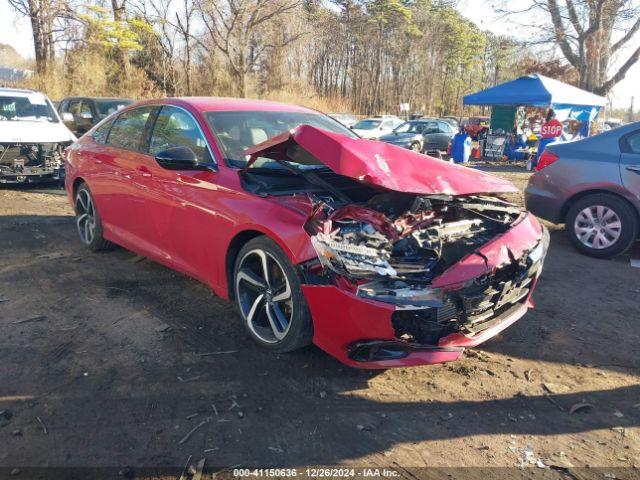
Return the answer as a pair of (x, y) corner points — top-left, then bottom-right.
(242, 164), (548, 356)
(305, 191), (522, 282)
(0, 142), (67, 184)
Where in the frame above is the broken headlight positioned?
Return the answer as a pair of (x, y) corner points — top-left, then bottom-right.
(311, 229), (398, 278)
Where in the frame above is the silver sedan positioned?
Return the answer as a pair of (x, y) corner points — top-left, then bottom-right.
(525, 121), (640, 258)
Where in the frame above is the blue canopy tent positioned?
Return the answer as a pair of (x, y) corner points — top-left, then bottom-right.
(463, 74), (607, 163)
(463, 74), (606, 131)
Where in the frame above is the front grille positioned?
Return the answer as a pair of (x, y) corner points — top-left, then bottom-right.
(392, 253), (541, 345)
(449, 258), (536, 333)
(0, 145), (28, 164)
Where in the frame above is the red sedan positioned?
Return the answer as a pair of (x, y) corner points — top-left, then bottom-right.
(65, 98), (548, 368)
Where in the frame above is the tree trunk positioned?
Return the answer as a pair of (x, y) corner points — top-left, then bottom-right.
(28, 0), (46, 73)
(111, 0), (127, 70)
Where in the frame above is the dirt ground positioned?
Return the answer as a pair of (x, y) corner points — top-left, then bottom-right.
(1, 167), (639, 477)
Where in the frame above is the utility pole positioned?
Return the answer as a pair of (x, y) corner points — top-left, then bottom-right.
(630, 96), (635, 123)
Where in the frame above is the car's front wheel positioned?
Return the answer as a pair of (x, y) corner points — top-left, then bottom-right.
(233, 237), (313, 352)
(410, 142), (421, 152)
(566, 193), (638, 258)
(75, 182), (113, 252)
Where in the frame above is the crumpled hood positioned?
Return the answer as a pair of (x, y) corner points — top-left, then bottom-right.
(0, 121), (76, 143)
(243, 125), (517, 196)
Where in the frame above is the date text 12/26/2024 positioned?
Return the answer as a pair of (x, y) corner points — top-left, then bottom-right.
(233, 469), (401, 478)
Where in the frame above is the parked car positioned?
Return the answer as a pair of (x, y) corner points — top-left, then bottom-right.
(379, 118), (455, 153)
(463, 116), (490, 139)
(0, 87), (76, 185)
(525, 121), (640, 258)
(58, 96), (133, 135)
(65, 97), (548, 368)
(328, 113), (358, 128)
(351, 115), (403, 139)
(440, 116), (460, 130)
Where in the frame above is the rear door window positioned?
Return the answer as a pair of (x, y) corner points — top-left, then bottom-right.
(69, 100), (81, 116)
(424, 121), (439, 134)
(625, 132), (640, 153)
(438, 121), (451, 133)
(107, 106), (155, 152)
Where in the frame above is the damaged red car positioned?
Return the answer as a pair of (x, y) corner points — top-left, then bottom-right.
(65, 98), (548, 368)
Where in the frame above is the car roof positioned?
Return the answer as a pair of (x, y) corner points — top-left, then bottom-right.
(0, 87), (39, 95)
(61, 96), (133, 102)
(134, 97), (318, 114)
(360, 116), (398, 121)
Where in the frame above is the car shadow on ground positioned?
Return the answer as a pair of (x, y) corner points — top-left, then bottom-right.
(480, 230), (639, 375)
(1, 215), (639, 468)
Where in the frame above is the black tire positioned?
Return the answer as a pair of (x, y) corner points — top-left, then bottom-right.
(565, 193), (638, 258)
(74, 182), (113, 252)
(233, 236), (313, 353)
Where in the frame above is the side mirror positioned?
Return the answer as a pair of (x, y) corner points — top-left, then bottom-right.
(155, 146), (203, 170)
(61, 112), (74, 124)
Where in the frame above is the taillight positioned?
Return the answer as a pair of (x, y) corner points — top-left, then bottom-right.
(536, 151), (559, 171)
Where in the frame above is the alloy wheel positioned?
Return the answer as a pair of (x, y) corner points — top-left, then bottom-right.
(235, 249), (293, 344)
(410, 142), (421, 152)
(76, 189), (97, 245)
(573, 205), (622, 250)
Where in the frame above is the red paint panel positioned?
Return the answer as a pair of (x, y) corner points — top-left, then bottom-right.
(431, 213), (543, 288)
(244, 125), (518, 196)
(302, 285), (463, 369)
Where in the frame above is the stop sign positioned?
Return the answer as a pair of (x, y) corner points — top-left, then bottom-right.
(541, 119), (563, 138)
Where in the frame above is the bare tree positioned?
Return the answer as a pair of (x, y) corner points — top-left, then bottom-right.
(174, 0), (196, 95)
(8, 0), (71, 72)
(197, 0), (302, 97)
(498, 0), (640, 95)
(131, 0), (181, 94)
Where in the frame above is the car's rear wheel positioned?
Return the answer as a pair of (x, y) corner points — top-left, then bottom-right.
(233, 237), (313, 352)
(75, 183), (112, 252)
(566, 193), (638, 258)
(410, 142), (421, 152)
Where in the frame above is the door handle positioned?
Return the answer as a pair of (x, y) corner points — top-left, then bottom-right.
(626, 165), (640, 174)
(137, 166), (152, 178)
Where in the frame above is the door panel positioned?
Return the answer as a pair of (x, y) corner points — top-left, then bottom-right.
(620, 131), (640, 200)
(97, 106), (157, 251)
(143, 105), (221, 281)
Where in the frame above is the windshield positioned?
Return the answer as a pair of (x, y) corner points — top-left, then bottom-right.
(95, 99), (133, 117)
(353, 119), (381, 130)
(0, 93), (58, 123)
(393, 121), (426, 134)
(204, 110), (356, 168)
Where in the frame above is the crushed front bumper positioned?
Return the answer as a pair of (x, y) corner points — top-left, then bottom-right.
(0, 166), (65, 184)
(302, 213), (548, 369)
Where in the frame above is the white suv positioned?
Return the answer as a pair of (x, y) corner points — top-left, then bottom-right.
(0, 88), (76, 184)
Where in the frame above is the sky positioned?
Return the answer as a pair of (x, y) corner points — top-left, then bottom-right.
(458, 0), (638, 111)
(1, 0), (637, 110)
